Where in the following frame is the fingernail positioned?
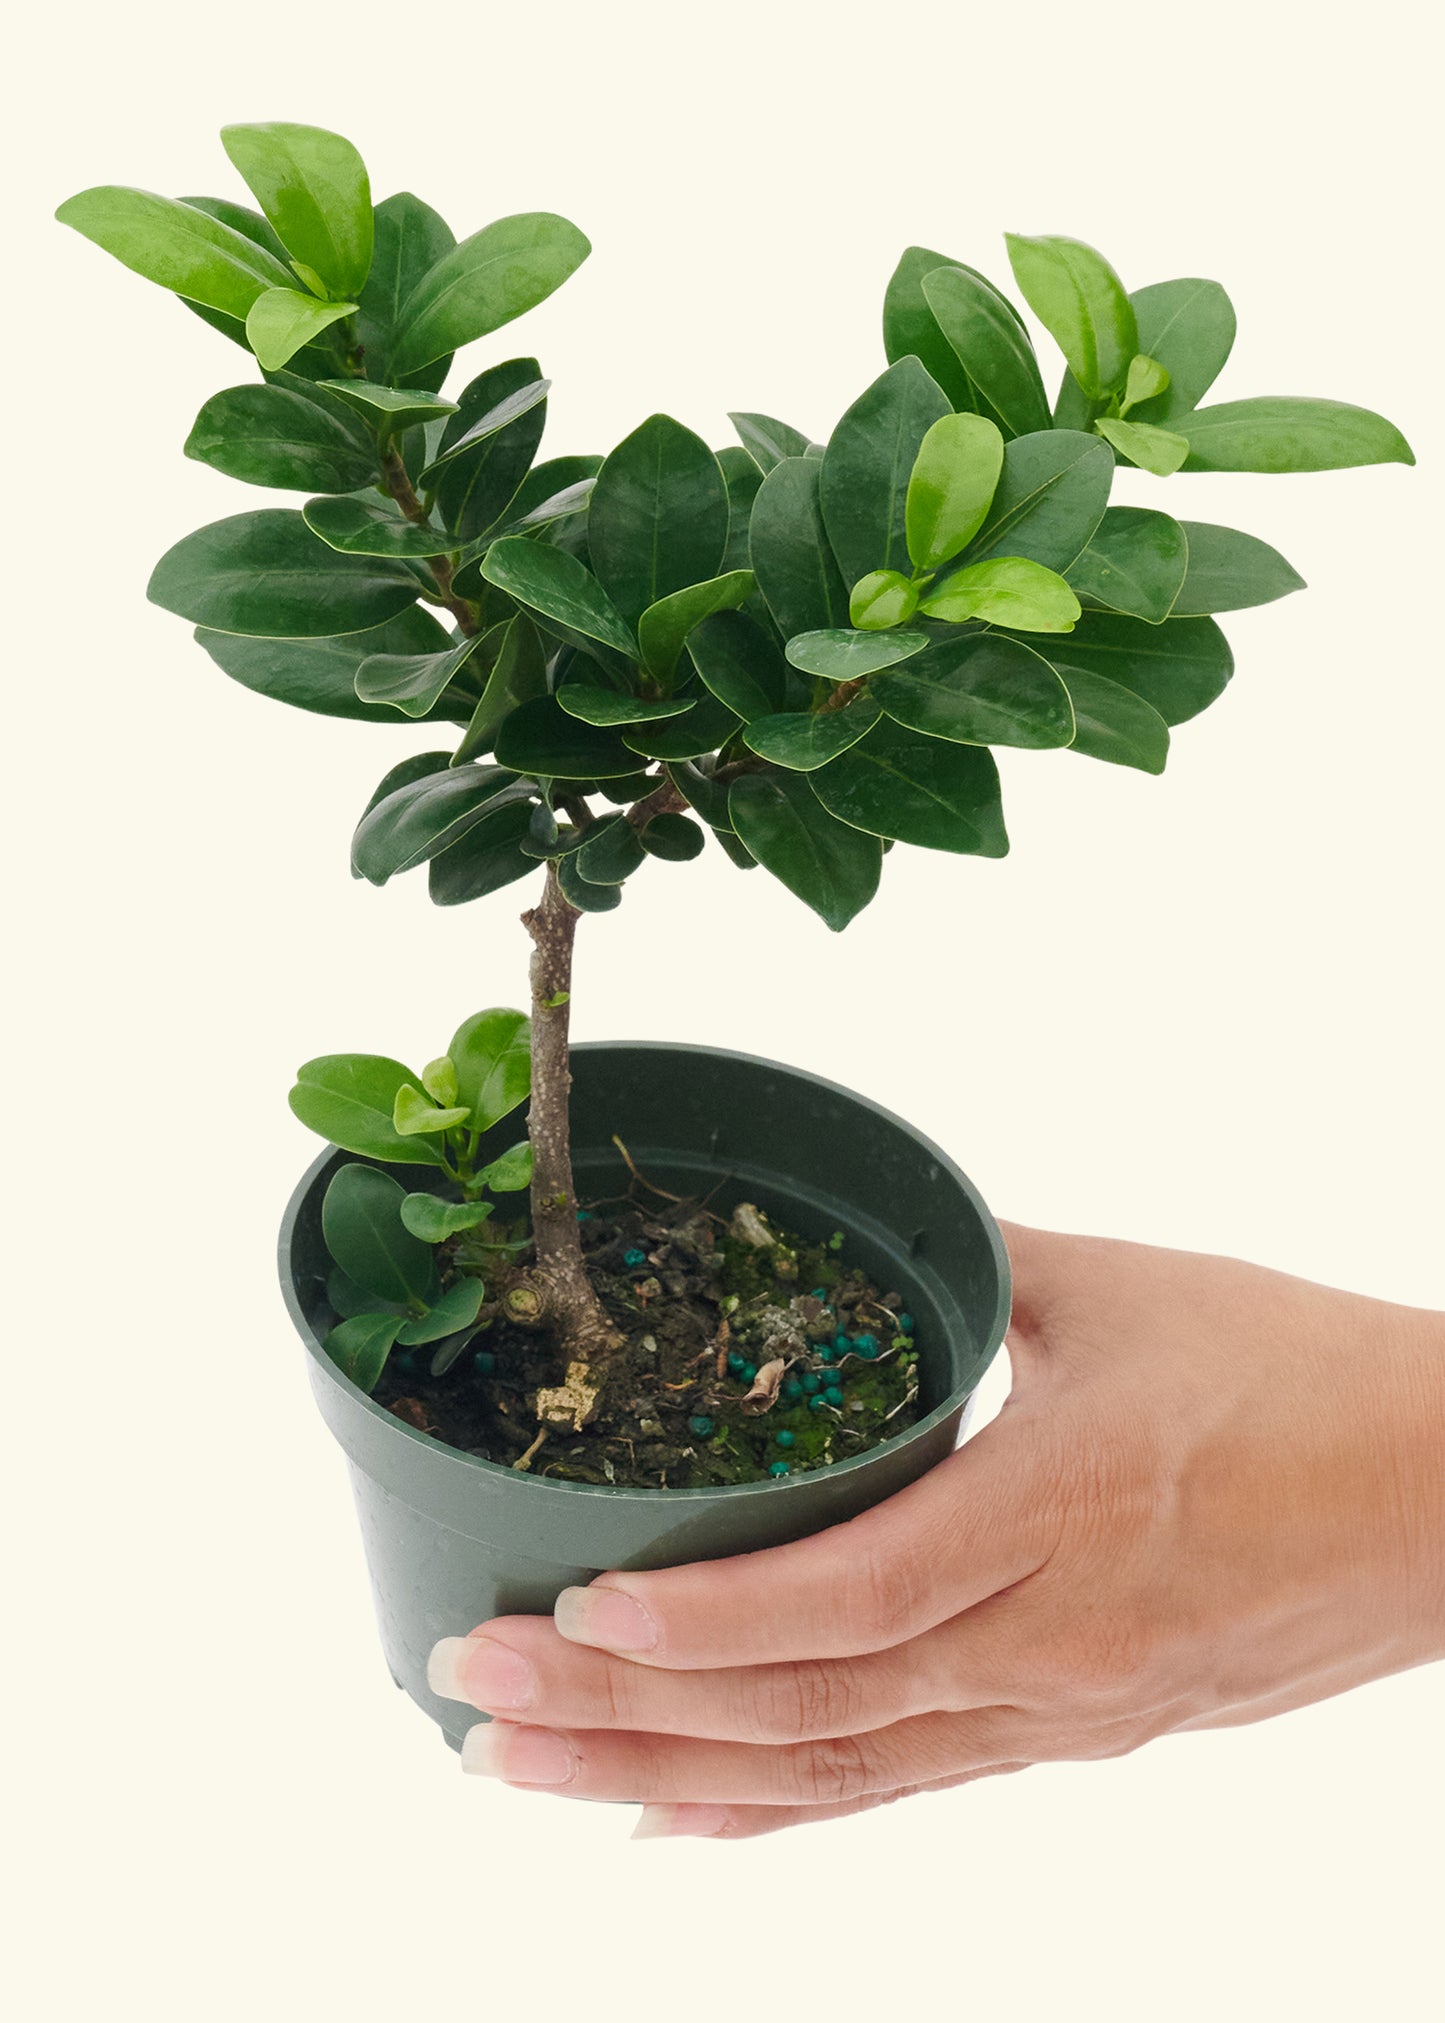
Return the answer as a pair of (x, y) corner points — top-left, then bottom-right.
(554, 1584), (657, 1653)
(632, 1804), (731, 1840)
(428, 1636), (535, 1711)
(461, 1723), (577, 1785)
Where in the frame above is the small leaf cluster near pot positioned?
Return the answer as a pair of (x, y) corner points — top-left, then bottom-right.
(61, 122), (1416, 1726)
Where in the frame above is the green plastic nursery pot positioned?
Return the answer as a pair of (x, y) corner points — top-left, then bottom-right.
(280, 1043), (1012, 1749)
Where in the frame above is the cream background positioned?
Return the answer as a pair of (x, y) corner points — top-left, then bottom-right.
(6, 2), (1441, 2017)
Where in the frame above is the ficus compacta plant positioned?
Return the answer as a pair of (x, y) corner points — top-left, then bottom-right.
(60, 123), (1415, 1459)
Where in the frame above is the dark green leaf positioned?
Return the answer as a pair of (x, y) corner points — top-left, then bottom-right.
(327, 1268), (399, 1321)
(431, 358), (548, 541)
(666, 760), (735, 831)
(1125, 279), (1236, 426)
(743, 696), (883, 771)
(1171, 521), (1305, 615)
(494, 694), (643, 777)
(1094, 417), (1190, 477)
(303, 494), (461, 558)
(422, 377), (550, 478)
(56, 185), (295, 317)
(245, 287), (356, 372)
(921, 266), (1052, 438)
(290, 1055), (446, 1165)
(557, 852), (624, 911)
(621, 691), (741, 760)
(688, 609), (796, 721)
(1065, 506), (1188, 623)
(149, 509), (419, 636)
(324, 1311), (404, 1392)
(315, 378), (458, 436)
(639, 812), (705, 861)
(637, 571), (755, 682)
(963, 430), (1113, 571)
(355, 631), (487, 717)
(195, 606), (456, 722)
(1057, 667), (1170, 772)
(785, 629), (930, 680)
(588, 414), (729, 626)
(575, 815), (646, 883)
(480, 539), (637, 660)
(391, 213), (591, 376)
(1179, 398), (1414, 473)
(1045, 612), (1233, 724)
(1004, 234), (1138, 399)
(872, 633), (1075, 749)
(428, 800), (537, 905)
(396, 1277), (487, 1346)
(354, 191), (456, 383)
(453, 616), (550, 760)
(557, 687), (695, 726)
(881, 247), (976, 411)
(812, 719), (1009, 856)
(819, 358), (952, 585)
(185, 380), (377, 492)
(921, 556), (1081, 632)
(729, 412), (816, 473)
(360, 751), (454, 820)
(352, 764), (520, 882)
(718, 445), (764, 573)
(220, 122), (373, 299)
(905, 412), (1005, 570)
(322, 1162), (437, 1306)
(449, 1008), (530, 1130)
(729, 771), (882, 929)
(749, 457), (850, 637)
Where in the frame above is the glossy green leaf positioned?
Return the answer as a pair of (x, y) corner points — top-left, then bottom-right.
(394, 1084), (470, 1136)
(620, 691), (742, 760)
(354, 191), (456, 383)
(355, 632), (487, 718)
(588, 415), (728, 627)
(431, 359), (549, 541)
(637, 571), (755, 682)
(881, 247), (975, 411)
(421, 1057), (458, 1105)
(820, 359), (952, 585)
(665, 760), (734, 831)
(494, 694), (642, 777)
(177, 196), (341, 369)
(557, 687), (693, 727)
(921, 555), (1081, 632)
(302, 495), (458, 559)
(785, 629), (930, 681)
(749, 456), (850, 638)
(812, 719), (1009, 856)
(453, 616), (550, 761)
(639, 812), (705, 861)
(905, 412), (1005, 571)
(428, 801), (536, 905)
(185, 380), (377, 493)
(352, 764), (520, 882)
(489, 455), (602, 531)
(396, 1277), (487, 1346)
(479, 539), (637, 660)
(322, 1162), (437, 1306)
(449, 1008), (530, 1131)
(1170, 521), (1305, 615)
(743, 696), (883, 771)
(1178, 398), (1414, 473)
(557, 851), (623, 911)
(849, 570), (919, 630)
(715, 445), (763, 574)
(1120, 354), (1170, 413)
(315, 378), (458, 436)
(196, 606), (456, 723)
(359, 751), (453, 819)
(576, 815), (647, 883)
(290, 1054), (446, 1165)
(871, 633), (1075, 749)
(729, 771), (882, 930)
(220, 122), (373, 299)
(245, 287), (356, 371)
(1005, 234), (1138, 399)
(1045, 612), (1233, 724)
(921, 265), (1052, 438)
(56, 186), (295, 317)
(729, 412), (815, 473)
(479, 1140), (533, 1191)
(324, 1311), (403, 1392)
(1094, 417), (1190, 477)
(149, 510), (419, 637)
(1057, 666), (1170, 773)
(391, 212), (591, 376)
(1125, 279), (1236, 426)
(688, 610), (795, 721)
(1065, 506), (1188, 623)
(963, 430), (1114, 571)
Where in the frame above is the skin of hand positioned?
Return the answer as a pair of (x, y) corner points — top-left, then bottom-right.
(427, 1223), (1445, 1839)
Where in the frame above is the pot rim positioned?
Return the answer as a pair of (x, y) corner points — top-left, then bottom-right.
(279, 1040), (1012, 1505)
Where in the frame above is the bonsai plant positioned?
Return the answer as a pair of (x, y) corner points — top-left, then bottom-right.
(59, 121), (1415, 1733)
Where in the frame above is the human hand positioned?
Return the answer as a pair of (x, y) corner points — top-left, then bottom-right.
(428, 1224), (1445, 1838)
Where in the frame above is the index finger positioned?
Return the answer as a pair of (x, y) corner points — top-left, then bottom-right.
(553, 1418), (1051, 1669)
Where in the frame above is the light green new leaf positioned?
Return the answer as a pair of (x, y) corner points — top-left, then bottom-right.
(637, 570), (755, 681)
(400, 1191), (494, 1239)
(743, 696), (883, 771)
(449, 1008), (531, 1131)
(921, 555), (1081, 632)
(1045, 612), (1233, 724)
(905, 412), (1005, 571)
(1126, 278), (1236, 426)
(391, 213), (591, 376)
(478, 1140), (533, 1191)
(479, 539), (638, 660)
(729, 771), (882, 930)
(149, 509), (419, 637)
(245, 287), (356, 370)
(185, 380), (377, 493)
(820, 358), (952, 585)
(1178, 398), (1414, 473)
(871, 633), (1075, 749)
(1005, 233), (1138, 399)
(196, 606), (457, 723)
(964, 430), (1113, 572)
(1065, 506), (1188, 623)
(302, 494), (459, 559)
(290, 1054), (447, 1165)
(324, 1311), (404, 1392)
(221, 122), (374, 299)
(1171, 521), (1305, 615)
(812, 719), (1009, 856)
(55, 186), (295, 318)
(729, 412), (815, 473)
(850, 570), (919, 630)
(1094, 417), (1190, 477)
(355, 632), (487, 718)
(785, 629), (930, 681)
(1057, 666), (1170, 773)
(1121, 354), (1170, 413)
(322, 1163), (437, 1307)
(396, 1278), (487, 1347)
(921, 265), (1052, 438)
(589, 414), (729, 627)
(749, 457), (851, 638)
(352, 764), (520, 883)
(393, 1084), (470, 1137)
(422, 1057), (459, 1105)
